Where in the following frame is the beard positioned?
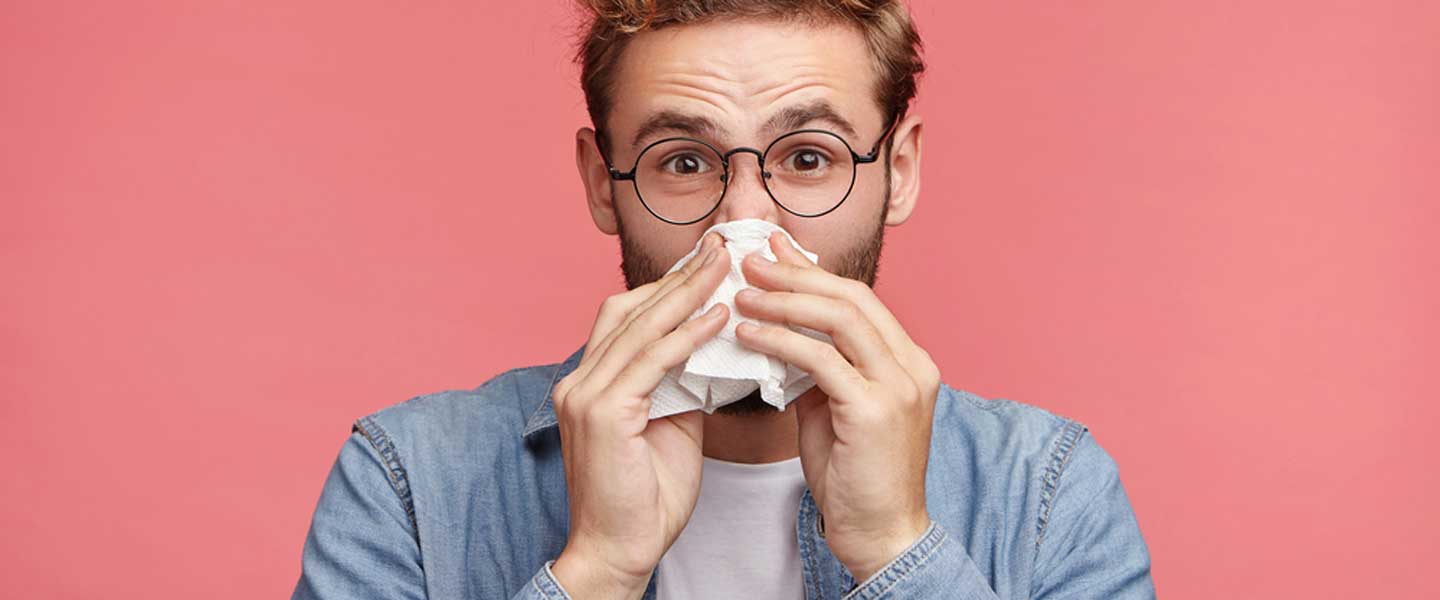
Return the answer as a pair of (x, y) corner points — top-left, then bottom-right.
(614, 199), (889, 417)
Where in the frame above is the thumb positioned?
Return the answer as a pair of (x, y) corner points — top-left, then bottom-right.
(659, 406), (705, 448)
(793, 386), (832, 441)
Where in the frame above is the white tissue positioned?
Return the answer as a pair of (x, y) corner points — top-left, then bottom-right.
(647, 219), (834, 419)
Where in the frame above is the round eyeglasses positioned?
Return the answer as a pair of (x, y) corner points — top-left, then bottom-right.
(601, 117), (899, 225)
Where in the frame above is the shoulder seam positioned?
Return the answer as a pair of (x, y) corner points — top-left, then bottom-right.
(363, 364), (551, 420)
(1035, 418), (1087, 551)
(352, 415), (420, 541)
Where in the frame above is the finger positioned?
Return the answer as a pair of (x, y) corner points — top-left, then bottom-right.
(583, 241), (731, 390)
(588, 232), (723, 358)
(768, 231), (815, 267)
(605, 303), (730, 424)
(574, 233), (724, 386)
(791, 386), (833, 482)
(650, 408), (705, 459)
(733, 321), (869, 405)
(588, 235), (723, 370)
(610, 232), (724, 345)
(733, 289), (905, 381)
(742, 251), (919, 365)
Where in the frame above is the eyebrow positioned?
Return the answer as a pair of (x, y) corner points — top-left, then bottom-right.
(628, 100), (861, 150)
(761, 100), (859, 141)
(629, 112), (722, 150)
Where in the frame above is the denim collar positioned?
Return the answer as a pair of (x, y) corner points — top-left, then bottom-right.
(521, 343), (586, 440)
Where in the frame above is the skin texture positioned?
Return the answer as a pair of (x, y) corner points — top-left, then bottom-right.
(555, 17), (932, 598)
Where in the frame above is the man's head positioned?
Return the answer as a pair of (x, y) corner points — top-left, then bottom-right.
(571, 0), (925, 415)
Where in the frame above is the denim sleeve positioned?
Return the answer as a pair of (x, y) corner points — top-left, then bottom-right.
(1031, 431), (1156, 599)
(840, 428), (1156, 599)
(840, 520), (1001, 600)
(291, 429), (568, 600)
(519, 560), (575, 599)
(291, 430), (428, 600)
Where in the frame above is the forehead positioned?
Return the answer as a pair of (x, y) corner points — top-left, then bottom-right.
(606, 18), (883, 146)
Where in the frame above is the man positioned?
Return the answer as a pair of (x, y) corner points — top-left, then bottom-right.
(292, 1), (1156, 598)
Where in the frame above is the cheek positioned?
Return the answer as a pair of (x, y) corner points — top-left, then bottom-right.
(780, 222), (866, 275)
(638, 224), (712, 267)
(849, 164), (890, 206)
(778, 174), (887, 271)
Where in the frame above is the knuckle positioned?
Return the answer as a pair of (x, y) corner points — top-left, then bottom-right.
(635, 341), (664, 364)
(683, 252), (708, 273)
(681, 310), (714, 334)
(685, 258), (720, 286)
(686, 326), (711, 350)
(844, 278), (872, 299)
(553, 376), (573, 404)
(555, 391), (575, 421)
(579, 399), (611, 429)
(923, 363), (941, 391)
(631, 307), (664, 333)
(912, 347), (941, 387)
(598, 294), (630, 321)
(599, 292), (625, 311)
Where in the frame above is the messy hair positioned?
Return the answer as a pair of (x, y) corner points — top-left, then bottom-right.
(574, 0), (925, 144)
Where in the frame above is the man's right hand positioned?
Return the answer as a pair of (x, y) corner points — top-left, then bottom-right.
(549, 232), (731, 599)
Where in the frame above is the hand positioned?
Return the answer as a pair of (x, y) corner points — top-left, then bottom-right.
(549, 232), (731, 599)
(733, 232), (940, 582)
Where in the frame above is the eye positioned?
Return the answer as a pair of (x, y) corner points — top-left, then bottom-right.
(662, 153), (714, 176)
(783, 149), (831, 173)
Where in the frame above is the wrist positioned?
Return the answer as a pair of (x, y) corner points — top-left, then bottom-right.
(551, 542), (652, 600)
(835, 514), (933, 583)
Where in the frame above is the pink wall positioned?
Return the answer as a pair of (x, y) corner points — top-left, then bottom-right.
(3, 1), (1436, 597)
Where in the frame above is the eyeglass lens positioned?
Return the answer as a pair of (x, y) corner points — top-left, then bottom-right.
(633, 131), (856, 223)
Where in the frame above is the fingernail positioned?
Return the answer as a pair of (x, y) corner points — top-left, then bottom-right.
(702, 247), (718, 267)
(735, 288), (759, 302)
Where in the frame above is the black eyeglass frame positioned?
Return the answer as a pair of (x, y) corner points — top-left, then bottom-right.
(599, 114), (901, 225)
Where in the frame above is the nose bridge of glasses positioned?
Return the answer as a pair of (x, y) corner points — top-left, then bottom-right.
(719, 147), (770, 182)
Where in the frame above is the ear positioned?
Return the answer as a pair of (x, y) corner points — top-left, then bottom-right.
(882, 113), (923, 226)
(576, 127), (619, 235)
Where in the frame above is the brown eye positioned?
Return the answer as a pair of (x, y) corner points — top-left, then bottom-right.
(787, 150), (830, 173)
(664, 153), (712, 176)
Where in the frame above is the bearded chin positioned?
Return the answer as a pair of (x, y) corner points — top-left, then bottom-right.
(611, 202), (888, 417)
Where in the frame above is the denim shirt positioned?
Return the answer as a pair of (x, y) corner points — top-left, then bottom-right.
(292, 344), (1155, 599)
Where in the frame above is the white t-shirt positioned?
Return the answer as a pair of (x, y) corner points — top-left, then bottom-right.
(656, 455), (807, 599)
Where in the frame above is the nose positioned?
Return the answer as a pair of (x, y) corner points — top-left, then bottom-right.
(715, 150), (781, 224)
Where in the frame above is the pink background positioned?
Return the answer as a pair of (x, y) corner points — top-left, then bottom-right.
(3, 1), (1436, 597)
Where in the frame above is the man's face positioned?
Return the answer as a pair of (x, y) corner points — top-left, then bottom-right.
(576, 18), (922, 415)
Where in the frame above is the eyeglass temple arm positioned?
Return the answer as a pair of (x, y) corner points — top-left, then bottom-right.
(595, 130), (637, 180)
(854, 112), (903, 164)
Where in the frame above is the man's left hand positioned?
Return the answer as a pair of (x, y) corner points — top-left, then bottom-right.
(733, 231), (940, 583)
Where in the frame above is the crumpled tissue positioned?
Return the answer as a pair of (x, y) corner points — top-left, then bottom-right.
(647, 219), (833, 419)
